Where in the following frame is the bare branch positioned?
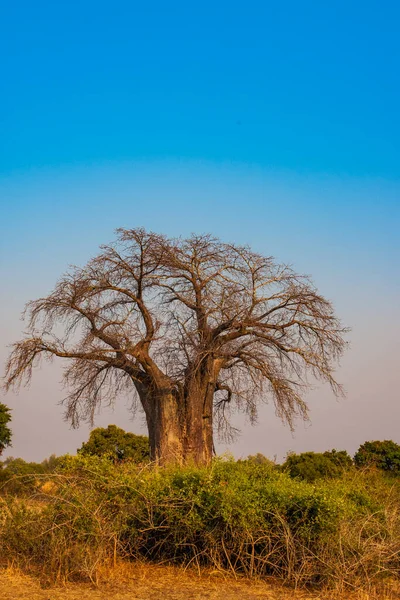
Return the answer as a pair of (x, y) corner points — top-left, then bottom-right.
(3, 228), (348, 463)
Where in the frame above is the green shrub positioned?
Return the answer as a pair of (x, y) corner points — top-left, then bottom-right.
(0, 403), (12, 455)
(78, 425), (149, 463)
(0, 455), (64, 495)
(283, 450), (353, 482)
(240, 453), (276, 466)
(354, 440), (400, 473)
(0, 458), (45, 494)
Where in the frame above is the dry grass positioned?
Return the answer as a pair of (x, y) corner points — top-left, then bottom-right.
(1, 563), (399, 600)
(2, 462), (400, 596)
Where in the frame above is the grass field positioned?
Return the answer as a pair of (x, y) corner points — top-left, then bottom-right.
(1, 563), (399, 600)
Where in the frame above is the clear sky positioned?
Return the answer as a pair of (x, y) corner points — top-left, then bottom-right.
(1, 1), (399, 462)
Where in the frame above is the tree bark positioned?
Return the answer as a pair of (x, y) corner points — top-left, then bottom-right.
(149, 393), (184, 464)
(137, 386), (182, 464)
(136, 381), (213, 466)
(181, 389), (212, 465)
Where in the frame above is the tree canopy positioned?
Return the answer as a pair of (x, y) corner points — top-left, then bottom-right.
(78, 424), (149, 462)
(0, 403), (12, 456)
(284, 449), (353, 482)
(4, 228), (348, 464)
(354, 440), (400, 473)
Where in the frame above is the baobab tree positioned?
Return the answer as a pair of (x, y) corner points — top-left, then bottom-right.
(4, 229), (348, 464)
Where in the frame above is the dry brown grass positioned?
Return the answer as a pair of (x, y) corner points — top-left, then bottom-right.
(1, 562), (399, 600)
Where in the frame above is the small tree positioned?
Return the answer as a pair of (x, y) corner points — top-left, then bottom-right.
(78, 424), (149, 462)
(284, 449), (352, 482)
(4, 228), (348, 465)
(243, 453), (275, 466)
(354, 440), (400, 473)
(0, 403), (12, 456)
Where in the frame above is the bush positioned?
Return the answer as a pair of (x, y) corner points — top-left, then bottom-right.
(283, 450), (353, 482)
(0, 403), (12, 455)
(0, 455), (63, 495)
(1, 455), (399, 590)
(354, 440), (400, 473)
(78, 425), (150, 463)
(240, 453), (276, 466)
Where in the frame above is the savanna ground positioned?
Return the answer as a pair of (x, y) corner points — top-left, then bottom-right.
(1, 563), (399, 600)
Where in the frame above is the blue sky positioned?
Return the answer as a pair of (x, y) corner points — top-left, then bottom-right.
(1, 0), (400, 177)
(1, 1), (399, 461)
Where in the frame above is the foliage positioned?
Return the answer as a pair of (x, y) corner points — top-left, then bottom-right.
(1, 456), (399, 591)
(354, 440), (400, 473)
(0, 454), (62, 494)
(78, 424), (149, 463)
(1, 457), (46, 476)
(240, 452), (276, 466)
(283, 450), (353, 482)
(0, 403), (12, 455)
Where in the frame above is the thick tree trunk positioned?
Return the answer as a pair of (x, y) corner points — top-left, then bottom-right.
(135, 372), (214, 466)
(133, 377), (182, 464)
(138, 389), (213, 465)
(147, 393), (184, 464)
(182, 384), (214, 466)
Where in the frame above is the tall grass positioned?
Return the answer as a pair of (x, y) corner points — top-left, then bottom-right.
(1, 455), (399, 591)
